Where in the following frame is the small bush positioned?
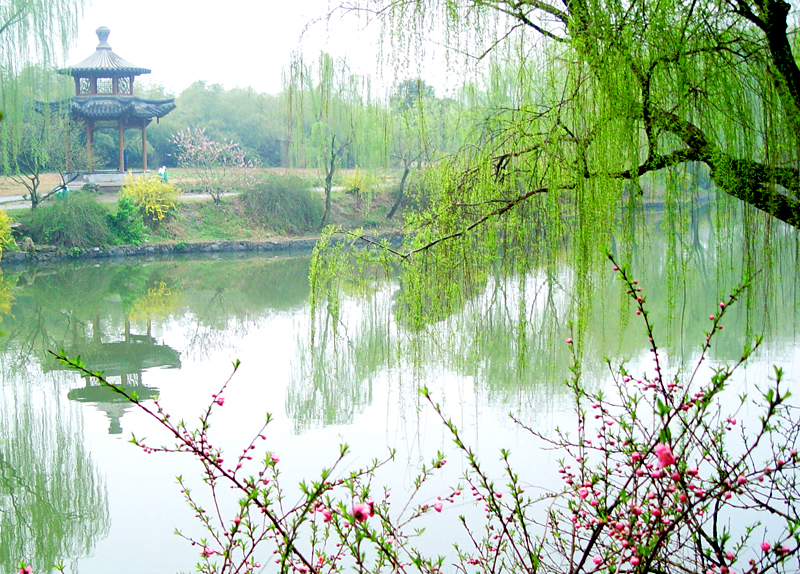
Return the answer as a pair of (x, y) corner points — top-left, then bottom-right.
(107, 195), (148, 245)
(24, 192), (114, 248)
(0, 210), (16, 254)
(81, 183), (101, 194)
(243, 175), (322, 234)
(121, 174), (179, 223)
(341, 166), (375, 194)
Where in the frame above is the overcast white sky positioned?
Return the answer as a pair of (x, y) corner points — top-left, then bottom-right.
(65, 0), (451, 97)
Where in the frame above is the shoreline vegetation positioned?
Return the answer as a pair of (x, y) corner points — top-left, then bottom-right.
(0, 168), (406, 265)
(0, 167), (715, 267)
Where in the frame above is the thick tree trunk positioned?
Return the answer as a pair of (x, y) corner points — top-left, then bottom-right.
(320, 136), (349, 229)
(620, 110), (800, 228)
(387, 164), (411, 220)
(321, 162), (335, 228)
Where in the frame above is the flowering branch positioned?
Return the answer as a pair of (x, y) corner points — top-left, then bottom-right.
(424, 256), (799, 574)
(47, 351), (456, 574)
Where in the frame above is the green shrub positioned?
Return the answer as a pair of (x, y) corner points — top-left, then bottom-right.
(107, 195), (148, 245)
(81, 183), (101, 194)
(243, 175), (322, 234)
(24, 192), (114, 248)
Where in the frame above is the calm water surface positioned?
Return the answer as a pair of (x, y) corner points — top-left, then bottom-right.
(1, 212), (799, 573)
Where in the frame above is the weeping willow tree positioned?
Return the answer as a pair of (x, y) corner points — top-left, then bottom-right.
(285, 52), (391, 228)
(386, 78), (468, 218)
(305, 0), (798, 332)
(372, 0), (799, 220)
(0, 0), (84, 162)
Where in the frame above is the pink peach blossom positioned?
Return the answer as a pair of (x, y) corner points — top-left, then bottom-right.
(352, 503), (372, 522)
(654, 443), (676, 468)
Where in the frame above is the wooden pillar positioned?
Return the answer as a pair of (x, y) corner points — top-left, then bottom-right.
(118, 121), (125, 172)
(86, 121), (94, 170)
(141, 120), (148, 172)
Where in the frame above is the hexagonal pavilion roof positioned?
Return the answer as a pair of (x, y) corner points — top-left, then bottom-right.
(59, 26), (151, 77)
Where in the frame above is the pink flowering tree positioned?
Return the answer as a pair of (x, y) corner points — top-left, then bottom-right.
(423, 255), (799, 574)
(172, 127), (258, 205)
(47, 355), (454, 574)
(42, 254), (800, 574)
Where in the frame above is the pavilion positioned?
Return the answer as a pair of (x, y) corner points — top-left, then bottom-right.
(41, 26), (176, 180)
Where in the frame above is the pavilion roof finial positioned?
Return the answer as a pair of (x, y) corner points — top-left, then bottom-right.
(60, 25), (152, 77)
(96, 26), (111, 50)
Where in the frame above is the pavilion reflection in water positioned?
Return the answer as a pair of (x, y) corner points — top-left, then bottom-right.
(47, 319), (181, 434)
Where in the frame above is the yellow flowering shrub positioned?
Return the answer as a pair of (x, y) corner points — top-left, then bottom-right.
(0, 210), (16, 255)
(121, 174), (180, 222)
(341, 166), (375, 195)
(128, 280), (181, 320)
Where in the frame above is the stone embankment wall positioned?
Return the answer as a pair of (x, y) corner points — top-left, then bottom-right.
(0, 239), (323, 265)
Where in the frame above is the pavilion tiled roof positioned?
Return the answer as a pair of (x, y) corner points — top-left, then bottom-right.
(70, 96), (176, 119)
(35, 96), (176, 120)
(59, 26), (151, 77)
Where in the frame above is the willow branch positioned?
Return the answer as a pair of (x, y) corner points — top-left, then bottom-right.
(400, 185), (554, 258)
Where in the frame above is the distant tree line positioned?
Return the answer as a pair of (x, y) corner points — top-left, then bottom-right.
(2, 68), (465, 173)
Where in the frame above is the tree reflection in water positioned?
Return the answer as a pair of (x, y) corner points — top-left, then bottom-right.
(0, 377), (109, 572)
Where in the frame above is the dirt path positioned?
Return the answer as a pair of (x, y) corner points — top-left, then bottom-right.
(0, 188), (236, 210)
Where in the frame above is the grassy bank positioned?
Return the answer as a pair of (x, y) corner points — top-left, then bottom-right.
(1, 170), (405, 253)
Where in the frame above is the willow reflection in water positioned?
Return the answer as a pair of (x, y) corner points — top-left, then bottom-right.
(0, 202), (795, 572)
(294, 202), (800, 432)
(0, 377), (109, 572)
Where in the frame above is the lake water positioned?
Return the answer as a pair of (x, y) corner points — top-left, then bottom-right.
(1, 206), (798, 573)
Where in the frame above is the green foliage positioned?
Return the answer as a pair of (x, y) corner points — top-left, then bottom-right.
(80, 183), (100, 194)
(107, 195), (148, 245)
(390, 78), (436, 112)
(5, 109), (89, 208)
(243, 175), (322, 234)
(286, 52), (391, 226)
(145, 81), (286, 168)
(0, 210), (16, 254)
(0, 2), (85, 171)
(174, 202), (254, 241)
(121, 174), (179, 222)
(325, 0), (800, 327)
(22, 192), (114, 248)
